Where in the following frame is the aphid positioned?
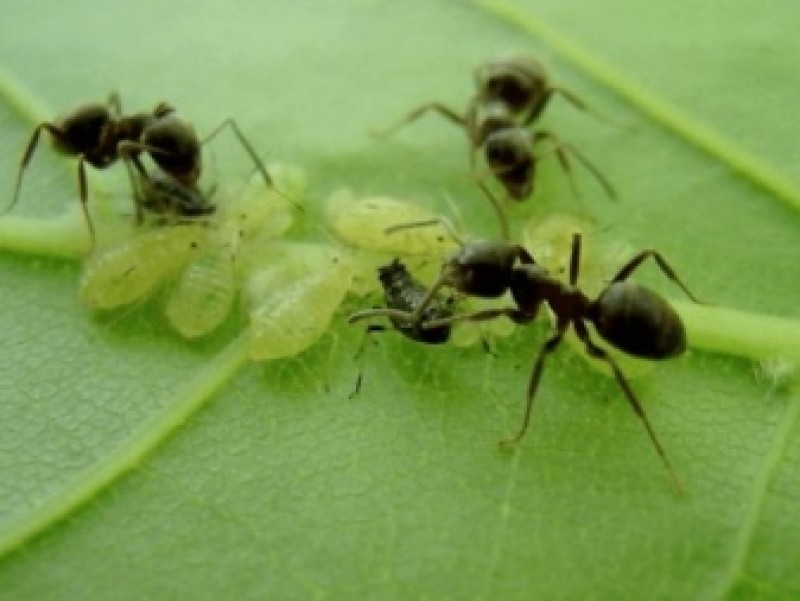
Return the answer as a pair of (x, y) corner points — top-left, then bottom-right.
(164, 164), (303, 339)
(5, 92), (275, 242)
(79, 223), (207, 310)
(324, 190), (459, 257)
(350, 258), (456, 396)
(366, 258), (455, 344)
(373, 55), (611, 238)
(80, 164), (302, 333)
(350, 234), (701, 493)
(246, 242), (354, 361)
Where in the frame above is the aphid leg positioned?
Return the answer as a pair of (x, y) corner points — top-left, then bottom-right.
(76, 155), (97, 248)
(611, 250), (702, 303)
(500, 322), (568, 448)
(5, 122), (65, 215)
(534, 131), (616, 200)
(476, 180), (510, 241)
(573, 319), (684, 495)
(384, 216), (465, 246)
(349, 324), (386, 399)
(371, 102), (465, 138)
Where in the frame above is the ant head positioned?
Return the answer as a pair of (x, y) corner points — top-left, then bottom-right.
(474, 55), (549, 117)
(483, 128), (535, 199)
(444, 241), (518, 298)
(483, 128), (532, 174)
(143, 114), (202, 183)
(53, 103), (115, 157)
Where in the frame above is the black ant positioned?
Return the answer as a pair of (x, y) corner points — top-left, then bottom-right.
(5, 92), (275, 244)
(349, 233), (701, 494)
(350, 258), (456, 397)
(372, 55), (612, 239)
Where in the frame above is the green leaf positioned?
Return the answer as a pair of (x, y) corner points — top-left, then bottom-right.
(1, 1), (799, 600)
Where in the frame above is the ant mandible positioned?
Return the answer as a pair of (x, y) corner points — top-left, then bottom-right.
(5, 92), (274, 244)
(349, 232), (701, 493)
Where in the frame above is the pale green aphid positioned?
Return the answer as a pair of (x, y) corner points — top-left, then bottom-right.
(324, 189), (459, 257)
(79, 224), (208, 310)
(164, 164), (305, 339)
(246, 242), (355, 361)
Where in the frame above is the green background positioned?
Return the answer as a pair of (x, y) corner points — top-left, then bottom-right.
(0, 1), (798, 599)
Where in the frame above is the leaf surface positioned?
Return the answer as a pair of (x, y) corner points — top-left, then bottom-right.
(0, 1), (798, 599)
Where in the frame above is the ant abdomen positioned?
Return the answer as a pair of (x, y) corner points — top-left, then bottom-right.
(141, 114), (201, 182)
(591, 281), (686, 360)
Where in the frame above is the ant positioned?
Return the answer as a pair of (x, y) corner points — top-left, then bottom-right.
(350, 258), (456, 397)
(373, 55), (612, 239)
(5, 92), (275, 244)
(349, 232), (701, 493)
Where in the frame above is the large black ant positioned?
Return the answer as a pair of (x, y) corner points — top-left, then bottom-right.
(349, 233), (701, 493)
(5, 92), (275, 244)
(373, 55), (613, 239)
(350, 258), (456, 397)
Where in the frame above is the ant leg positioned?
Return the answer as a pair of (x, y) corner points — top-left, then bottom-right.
(568, 232), (582, 286)
(76, 156), (96, 248)
(500, 322), (567, 447)
(371, 102), (465, 138)
(384, 216), (465, 247)
(573, 319), (684, 495)
(5, 122), (66, 214)
(118, 140), (156, 223)
(203, 118), (303, 211)
(534, 131), (616, 200)
(611, 249), (702, 303)
(422, 306), (533, 331)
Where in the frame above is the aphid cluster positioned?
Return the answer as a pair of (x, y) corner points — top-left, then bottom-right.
(5, 55), (706, 493)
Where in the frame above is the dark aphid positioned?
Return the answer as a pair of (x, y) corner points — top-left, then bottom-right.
(137, 169), (216, 220)
(349, 258), (456, 397)
(377, 258), (454, 345)
(351, 235), (701, 494)
(5, 93), (275, 244)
